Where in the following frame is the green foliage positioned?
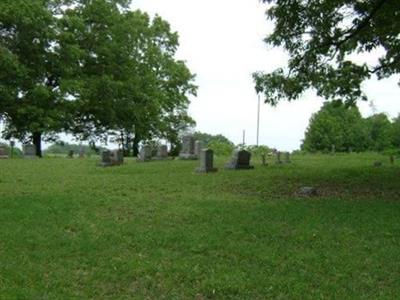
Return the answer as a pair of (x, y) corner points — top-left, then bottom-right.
(0, 154), (400, 298)
(207, 140), (234, 156)
(390, 114), (400, 148)
(302, 102), (400, 152)
(254, 0), (400, 105)
(364, 113), (393, 151)
(246, 145), (272, 159)
(44, 142), (102, 156)
(192, 132), (234, 156)
(193, 132), (234, 147)
(0, 0), (196, 157)
(302, 102), (368, 152)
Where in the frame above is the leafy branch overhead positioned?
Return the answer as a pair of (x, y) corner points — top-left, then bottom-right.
(254, 0), (400, 105)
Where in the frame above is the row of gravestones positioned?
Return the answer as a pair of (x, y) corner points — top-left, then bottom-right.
(137, 145), (169, 162)
(0, 144), (88, 159)
(0, 144), (37, 159)
(197, 149), (291, 173)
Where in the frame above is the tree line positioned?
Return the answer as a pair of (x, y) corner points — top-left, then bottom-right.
(302, 101), (400, 153)
(0, 0), (196, 157)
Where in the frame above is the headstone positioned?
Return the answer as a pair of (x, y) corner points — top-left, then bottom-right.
(110, 149), (123, 165)
(155, 145), (168, 160)
(179, 135), (197, 160)
(100, 150), (112, 167)
(225, 149), (254, 170)
(67, 150), (74, 158)
(196, 149), (218, 173)
(0, 145), (9, 159)
(373, 161), (383, 167)
(100, 149), (123, 167)
(390, 155), (395, 165)
(137, 145), (152, 162)
(284, 152), (291, 163)
(23, 144), (36, 158)
(79, 146), (85, 158)
(194, 140), (204, 158)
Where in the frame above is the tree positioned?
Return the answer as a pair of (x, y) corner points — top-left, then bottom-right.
(63, 2), (196, 155)
(365, 113), (393, 151)
(302, 101), (368, 152)
(0, 0), (74, 157)
(391, 114), (400, 148)
(254, 0), (400, 105)
(0, 0), (196, 157)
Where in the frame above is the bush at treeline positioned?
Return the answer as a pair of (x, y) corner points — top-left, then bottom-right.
(302, 101), (400, 153)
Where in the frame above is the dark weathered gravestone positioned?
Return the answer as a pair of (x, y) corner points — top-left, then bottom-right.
(137, 145), (152, 162)
(390, 155), (395, 165)
(155, 145), (168, 160)
(110, 149), (123, 165)
(100, 150), (112, 167)
(196, 149), (218, 173)
(100, 149), (123, 167)
(179, 135), (197, 160)
(194, 140), (204, 158)
(0, 145), (9, 159)
(23, 144), (36, 158)
(373, 161), (383, 167)
(225, 150), (254, 170)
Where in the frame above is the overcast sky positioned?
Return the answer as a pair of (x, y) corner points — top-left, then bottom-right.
(132, 0), (400, 151)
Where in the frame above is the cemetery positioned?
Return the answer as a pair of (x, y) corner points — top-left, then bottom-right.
(1, 0), (400, 299)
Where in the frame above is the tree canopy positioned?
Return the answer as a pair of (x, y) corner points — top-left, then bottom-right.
(0, 0), (196, 157)
(254, 0), (400, 105)
(302, 102), (399, 152)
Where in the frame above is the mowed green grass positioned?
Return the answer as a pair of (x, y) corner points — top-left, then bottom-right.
(0, 153), (399, 299)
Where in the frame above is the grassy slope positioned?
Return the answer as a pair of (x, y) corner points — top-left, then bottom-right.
(0, 153), (399, 299)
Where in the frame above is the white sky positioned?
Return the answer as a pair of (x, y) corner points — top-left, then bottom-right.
(132, 0), (400, 151)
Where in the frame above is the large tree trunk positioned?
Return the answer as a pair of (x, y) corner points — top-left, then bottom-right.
(32, 132), (42, 158)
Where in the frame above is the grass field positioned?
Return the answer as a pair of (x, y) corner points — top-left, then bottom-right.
(0, 153), (399, 299)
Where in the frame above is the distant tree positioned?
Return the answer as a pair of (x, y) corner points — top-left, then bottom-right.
(191, 132), (234, 156)
(391, 114), (400, 148)
(365, 113), (393, 151)
(254, 0), (400, 106)
(45, 142), (103, 156)
(193, 132), (234, 147)
(302, 101), (368, 152)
